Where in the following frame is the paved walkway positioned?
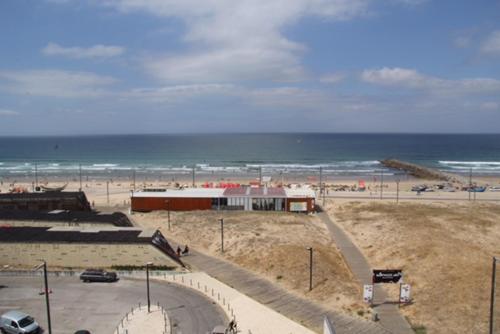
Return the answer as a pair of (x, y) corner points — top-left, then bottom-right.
(181, 248), (390, 334)
(317, 211), (414, 334)
(116, 305), (170, 334)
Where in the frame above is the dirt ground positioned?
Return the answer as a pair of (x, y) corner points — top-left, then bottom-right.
(131, 210), (371, 319)
(327, 199), (500, 334)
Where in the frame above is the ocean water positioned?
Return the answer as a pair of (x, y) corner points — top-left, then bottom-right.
(1, 133), (500, 178)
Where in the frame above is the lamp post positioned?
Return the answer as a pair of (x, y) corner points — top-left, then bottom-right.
(490, 257), (498, 334)
(396, 177), (400, 204)
(35, 162), (38, 188)
(166, 200), (171, 231)
(306, 247), (313, 291)
(146, 262), (153, 313)
(34, 261), (52, 334)
(380, 170), (384, 200)
(220, 218), (224, 253)
(79, 163), (82, 191)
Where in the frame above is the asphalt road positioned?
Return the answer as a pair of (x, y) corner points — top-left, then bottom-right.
(0, 276), (227, 334)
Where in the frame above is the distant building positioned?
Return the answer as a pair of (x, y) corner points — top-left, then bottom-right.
(0, 192), (91, 211)
(0, 226), (183, 268)
(131, 186), (316, 213)
(0, 210), (133, 228)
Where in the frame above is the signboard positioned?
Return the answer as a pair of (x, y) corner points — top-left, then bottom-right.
(373, 269), (403, 284)
(363, 284), (374, 304)
(399, 284), (411, 303)
(290, 202), (307, 212)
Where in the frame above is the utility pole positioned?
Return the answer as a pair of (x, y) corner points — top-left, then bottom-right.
(396, 178), (400, 204)
(192, 165), (195, 187)
(490, 257), (497, 334)
(133, 169), (136, 191)
(220, 218), (224, 253)
(166, 200), (171, 231)
(79, 164), (82, 191)
(106, 181), (109, 204)
(380, 170), (384, 200)
(35, 261), (52, 334)
(259, 166), (262, 186)
(319, 167), (326, 207)
(307, 247), (313, 291)
(146, 262), (153, 313)
(469, 168), (472, 201)
(35, 162), (38, 188)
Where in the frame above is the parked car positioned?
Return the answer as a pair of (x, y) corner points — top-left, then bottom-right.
(79, 269), (118, 283)
(0, 311), (42, 334)
(73, 331), (91, 334)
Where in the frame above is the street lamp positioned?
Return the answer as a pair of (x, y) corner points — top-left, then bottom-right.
(165, 200), (171, 231)
(220, 218), (224, 253)
(34, 260), (52, 334)
(146, 262), (153, 313)
(396, 177), (400, 204)
(490, 257), (498, 334)
(306, 247), (313, 291)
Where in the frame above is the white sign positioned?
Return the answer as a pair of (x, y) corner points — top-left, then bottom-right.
(363, 284), (373, 304)
(290, 202), (307, 212)
(400, 284), (411, 303)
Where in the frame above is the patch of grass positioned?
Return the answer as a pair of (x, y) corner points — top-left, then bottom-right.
(111, 265), (176, 271)
(412, 325), (427, 334)
(356, 309), (365, 316)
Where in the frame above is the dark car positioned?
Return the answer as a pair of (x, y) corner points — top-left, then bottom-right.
(79, 269), (118, 283)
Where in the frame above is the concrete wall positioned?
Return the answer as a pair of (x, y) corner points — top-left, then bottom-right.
(0, 242), (179, 269)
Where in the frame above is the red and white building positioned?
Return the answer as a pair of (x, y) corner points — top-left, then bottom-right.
(131, 186), (316, 213)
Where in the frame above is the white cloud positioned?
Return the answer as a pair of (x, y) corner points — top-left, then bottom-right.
(0, 108), (19, 116)
(125, 83), (238, 102)
(100, 0), (371, 83)
(0, 70), (117, 98)
(319, 72), (346, 84)
(42, 42), (125, 59)
(361, 67), (500, 95)
(481, 30), (500, 55)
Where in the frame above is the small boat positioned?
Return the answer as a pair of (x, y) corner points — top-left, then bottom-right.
(40, 183), (68, 192)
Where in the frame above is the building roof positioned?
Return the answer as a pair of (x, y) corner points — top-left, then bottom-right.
(284, 187), (316, 198)
(133, 187), (315, 199)
(132, 188), (224, 198)
(0, 191), (88, 201)
(0, 226), (184, 266)
(0, 226), (151, 243)
(0, 210), (133, 227)
(0, 191), (91, 211)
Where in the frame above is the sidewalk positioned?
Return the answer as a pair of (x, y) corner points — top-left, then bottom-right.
(180, 250), (390, 334)
(161, 271), (316, 334)
(115, 305), (170, 334)
(317, 211), (414, 334)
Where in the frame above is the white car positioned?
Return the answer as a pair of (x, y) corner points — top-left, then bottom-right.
(0, 311), (42, 334)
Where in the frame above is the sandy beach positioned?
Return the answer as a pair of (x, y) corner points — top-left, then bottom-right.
(2, 173), (500, 332)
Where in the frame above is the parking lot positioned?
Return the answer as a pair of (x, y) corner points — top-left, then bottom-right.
(0, 276), (227, 334)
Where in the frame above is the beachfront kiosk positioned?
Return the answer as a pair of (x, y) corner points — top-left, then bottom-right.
(131, 186), (316, 213)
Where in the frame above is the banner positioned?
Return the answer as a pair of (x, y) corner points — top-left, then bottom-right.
(400, 284), (411, 303)
(363, 284), (373, 304)
(373, 269), (403, 284)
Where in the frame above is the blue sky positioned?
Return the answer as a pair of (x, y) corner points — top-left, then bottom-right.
(1, 0), (500, 135)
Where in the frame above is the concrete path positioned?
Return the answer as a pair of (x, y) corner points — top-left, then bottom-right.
(181, 249), (390, 334)
(317, 211), (414, 334)
(117, 305), (170, 334)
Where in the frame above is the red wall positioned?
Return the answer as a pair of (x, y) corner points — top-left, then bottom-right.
(131, 197), (212, 212)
